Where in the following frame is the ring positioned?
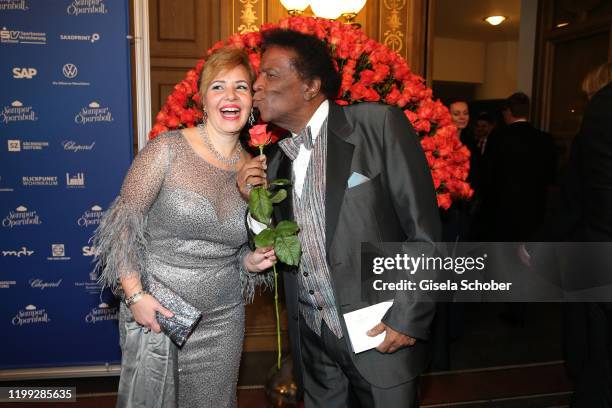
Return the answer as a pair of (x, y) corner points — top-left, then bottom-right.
(246, 183), (254, 190)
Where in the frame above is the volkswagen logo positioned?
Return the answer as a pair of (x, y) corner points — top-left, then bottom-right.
(62, 63), (78, 79)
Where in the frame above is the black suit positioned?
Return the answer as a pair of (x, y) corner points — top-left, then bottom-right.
(267, 102), (441, 406)
(560, 83), (612, 407)
(480, 121), (556, 241)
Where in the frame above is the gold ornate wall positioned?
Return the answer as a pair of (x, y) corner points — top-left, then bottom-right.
(148, 0), (428, 351)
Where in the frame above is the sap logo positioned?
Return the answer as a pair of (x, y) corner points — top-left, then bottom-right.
(13, 67), (37, 79)
(82, 246), (98, 256)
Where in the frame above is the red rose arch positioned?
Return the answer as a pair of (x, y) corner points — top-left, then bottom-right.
(150, 17), (473, 209)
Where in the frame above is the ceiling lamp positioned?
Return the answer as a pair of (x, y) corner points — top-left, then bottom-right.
(340, 0), (367, 26)
(280, 0), (310, 16)
(309, 0), (344, 20)
(484, 15), (507, 26)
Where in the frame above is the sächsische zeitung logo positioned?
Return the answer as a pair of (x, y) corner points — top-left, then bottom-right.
(2, 100), (38, 124)
(66, 0), (107, 15)
(74, 101), (113, 124)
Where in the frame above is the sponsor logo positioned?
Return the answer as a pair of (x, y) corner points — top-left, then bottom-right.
(74, 101), (113, 124)
(0, 27), (46, 45)
(62, 63), (77, 79)
(22, 176), (58, 186)
(66, 172), (85, 188)
(77, 205), (103, 227)
(0, 280), (16, 289)
(59, 32), (99, 43)
(8, 140), (20, 151)
(0, 0), (28, 11)
(12, 67), (37, 79)
(75, 269), (102, 294)
(2, 246), (34, 257)
(8, 139), (48, 152)
(67, 0), (107, 16)
(82, 245), (98, 256)
(85, 302), (118, 324)
(47, 243), (70, 261)
(2, 100), (38, 123)
(12, 304), (50, 325)
(29, 278), (62, 290)
(2, 205), (42, 228)
(62, 140), (95, 152)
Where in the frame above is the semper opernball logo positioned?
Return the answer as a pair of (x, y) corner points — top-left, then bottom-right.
(67, 0), (108, 16)
(2, 205), (42, 228)
(77, 205), (103, 227)
(12, 304), (50, 326)
(2, 100), (38, 124)
(74, 101), (113, 124)
(85, 302), (118, 324)
(0, 0), (28, 11)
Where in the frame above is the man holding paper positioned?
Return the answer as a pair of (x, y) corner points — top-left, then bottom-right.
(237, 29), (441, 407)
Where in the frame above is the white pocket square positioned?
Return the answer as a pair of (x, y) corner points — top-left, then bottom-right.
(347, 172), (370, 189)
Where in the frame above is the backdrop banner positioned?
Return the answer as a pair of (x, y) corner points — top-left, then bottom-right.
(0, 0), (132, 370)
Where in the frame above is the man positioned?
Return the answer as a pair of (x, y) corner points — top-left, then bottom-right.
(238, 29), (441, 407)
(480, 92), (556, 242)
(473, 112), (495, 156)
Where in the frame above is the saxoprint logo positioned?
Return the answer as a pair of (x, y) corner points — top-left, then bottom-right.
(0, 27), (46, 45)
(62, 63), (77, 79)
(13, 67), (37, 79)
(77, 205), (102, 227)
(74, 101), (113, 124)
(59, 32), (99, 43)
(67, 0), (107, 16)
(2, 205), (42, 228)
(0, 0), (29, 11)
(12, 304), (50, 326)
(2, 100), (38, 123)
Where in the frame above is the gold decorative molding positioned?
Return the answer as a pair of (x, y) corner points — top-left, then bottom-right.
(383, 0), (406, 52)
(237, 0), (260, 33)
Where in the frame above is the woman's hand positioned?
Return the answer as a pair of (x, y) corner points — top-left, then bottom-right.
(244, 246), (276, 273)
(129, 294), (174, 333)
(236, 155), (267, 201)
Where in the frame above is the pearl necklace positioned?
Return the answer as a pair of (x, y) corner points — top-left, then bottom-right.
(197, 124), (242, 167)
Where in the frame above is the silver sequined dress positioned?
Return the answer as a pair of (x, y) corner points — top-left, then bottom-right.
(92, 131), (271, 408)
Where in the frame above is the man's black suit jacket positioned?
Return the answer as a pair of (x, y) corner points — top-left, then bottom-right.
(265, 102), (442, 389)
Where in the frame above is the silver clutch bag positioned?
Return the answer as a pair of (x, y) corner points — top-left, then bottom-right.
(143, 275), (202, 347)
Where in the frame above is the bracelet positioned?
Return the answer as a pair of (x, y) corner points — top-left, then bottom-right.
(125, 290), (147, 307)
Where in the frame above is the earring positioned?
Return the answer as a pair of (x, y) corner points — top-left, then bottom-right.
(248, 108), (255, 126)
(202, 107), (208, 123)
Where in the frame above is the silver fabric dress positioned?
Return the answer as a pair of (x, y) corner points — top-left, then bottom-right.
(92, 131), (271, 408)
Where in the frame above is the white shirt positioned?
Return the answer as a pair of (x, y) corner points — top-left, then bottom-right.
(292, 100), (329, 198)
(247, 100), (329, 233)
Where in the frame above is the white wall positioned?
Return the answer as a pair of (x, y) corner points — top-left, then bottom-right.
(475, 41), (518, 100)
(432, 37), (485, 83)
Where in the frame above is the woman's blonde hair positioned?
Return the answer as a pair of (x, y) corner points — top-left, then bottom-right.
(582, 62), (612, 99)
(199, 47), (256, 103)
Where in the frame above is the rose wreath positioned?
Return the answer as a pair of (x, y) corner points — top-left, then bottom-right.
(149, 16), (474, 368)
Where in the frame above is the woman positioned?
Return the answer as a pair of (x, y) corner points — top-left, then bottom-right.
(449, 98), (470, 134)
(562, 62), (612, 407)
(92, 47), (274, 408)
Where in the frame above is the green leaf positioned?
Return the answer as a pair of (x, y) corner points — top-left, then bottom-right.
(275, 220), (299, 237)
(270, 189), (287, 204)
(249, 186), (272, 224)
(269, 178), (291, 186)
(275, 235), (301, 266)
(254, 228), (276, 248)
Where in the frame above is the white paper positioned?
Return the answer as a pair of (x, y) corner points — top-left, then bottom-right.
(343, 301), (393, 354)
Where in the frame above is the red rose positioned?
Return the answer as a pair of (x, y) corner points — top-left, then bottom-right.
(248, 124), (272, 150)
(437, 193), (452, 210)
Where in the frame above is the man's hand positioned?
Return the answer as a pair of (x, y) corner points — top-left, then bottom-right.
(237, 155), (267, 201)
(367, 322), (416, 353)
